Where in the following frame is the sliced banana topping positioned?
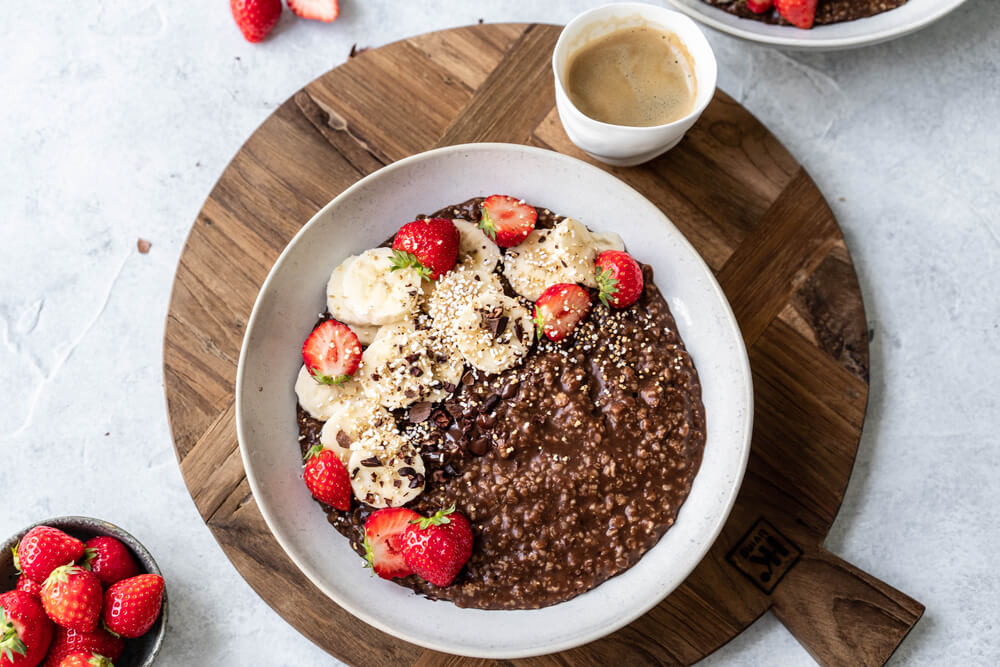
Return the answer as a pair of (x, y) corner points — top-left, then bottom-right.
(347, 322), (380, 346)
(294, 365), (362, 420)
(453, 218), (501, 278)
(452, 293), (535, 374)
(426, 262), (504, 325)
(348, 438), (425, 508)
(502, 218), (625, 301)
(327, 248), (424, 326)
(319, 398), (396, 465)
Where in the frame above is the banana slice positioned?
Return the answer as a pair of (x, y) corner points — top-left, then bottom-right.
(294, 365), (362, 420)
(348, 440), (425, 508)
(502, 218), (625, 301)
(426, 263), (504, 326)
(358, 321), (458, 409)
(319, 397), (397, 464)
(453, 219), (501, 277)
(452, 293), (535, 374)
(327, 248), (424, 326)
(348, 322), (380, 346)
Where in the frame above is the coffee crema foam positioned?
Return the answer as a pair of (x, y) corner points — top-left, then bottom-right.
(565, 26), (697, 128)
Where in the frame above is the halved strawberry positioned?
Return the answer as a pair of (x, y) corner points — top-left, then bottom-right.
(479, 195), (537, 248)
(532, 283), (592, 342)
(301, 319), (361, 385)
(363, 508), (420, 580)
(774, 0), (816, 28)
(287, 0), (339, 22)
(595, 250), (644, 309)
(391, 218), (460, 280)
(745, 0), (773, 13)
(303, 446), (351, 511)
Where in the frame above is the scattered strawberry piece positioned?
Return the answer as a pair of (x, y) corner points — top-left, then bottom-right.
(230, 0), (282, 43)
(401, 506), (473, 588)
(287, 0), (340, 22)
(15, 528), (85, 585)
(363, 508), (420, 580)
(42, 628), (124, 667)
(81, 538), (139, 588)
(301, 319), (362, 385)
(303, 446), (351, 511)
(532, 283), (592, 342)
(595, 250), (644, 309)
(54, 653), (111, 667)
(479, 195), (537, 248)
(391, 218), (460, 280)
(40, 567), (102, 633)
(15, 577), (40, 600)
(745, 0), (773, 13)
(774, 0), (817, 28)
(0, 591), (53, 667)
(102, 575), (163, 640)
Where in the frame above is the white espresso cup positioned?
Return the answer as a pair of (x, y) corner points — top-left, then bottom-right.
(553, 3), (718, 167)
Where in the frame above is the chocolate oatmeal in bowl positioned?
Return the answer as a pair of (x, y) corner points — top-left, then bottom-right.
(293, 195), (705, 609)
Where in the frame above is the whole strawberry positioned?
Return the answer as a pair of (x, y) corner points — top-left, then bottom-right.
(230, 0), (282, 43)
(0, 591), (53, 667)
(595, 250), (644, 309)
(479, 195), (537, 248)
(391, 218), (459, 280)
(15, 577), (40, 600)
(532, 283), (592, 342)
(774, 0), (817, 28)
(102, 575), (164, 639)
(40, 567), (102, 633)
(401, 506), (473, 587)
(81, 538), (139, 587)
(54, 653), (111, 667)
(42, 628), (123, 667)
(15, 528), (85, 585)
(303, 445), (351, 511)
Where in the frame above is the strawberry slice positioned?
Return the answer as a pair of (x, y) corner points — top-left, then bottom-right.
(532, 283), (592, 342)
(301, 319), (361, 385)
(287, 0), (339, 22)
(745, 0), (773, 13)
(363, 508), (420, 580)
(774, 0), (816, 28)
(479, 195), (537, 248)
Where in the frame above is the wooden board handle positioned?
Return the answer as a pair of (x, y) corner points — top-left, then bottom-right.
(770, 546), (924, 666)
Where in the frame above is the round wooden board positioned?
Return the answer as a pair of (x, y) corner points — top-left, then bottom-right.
(164, 24), (923, 666)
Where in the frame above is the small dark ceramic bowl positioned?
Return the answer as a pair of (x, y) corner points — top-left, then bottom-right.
(0, 516), (167, 667)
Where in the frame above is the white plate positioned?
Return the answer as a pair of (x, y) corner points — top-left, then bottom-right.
(235, 143), (752, 658)
(665, 0), (967, 50)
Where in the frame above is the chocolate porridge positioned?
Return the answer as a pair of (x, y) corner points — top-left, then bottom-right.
(704, 0), (907, 25)
(296, 199), (706, 609)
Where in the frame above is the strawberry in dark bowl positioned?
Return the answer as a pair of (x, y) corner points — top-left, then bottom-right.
(0, 518), (166, 667)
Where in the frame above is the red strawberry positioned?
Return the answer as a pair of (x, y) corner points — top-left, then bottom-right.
(54, 653), (111, 667)
(42, 628), (124, 667)
(15, 577), (40, 600)
(0, 591), (53, 667)
(40, 567), (102, 633)
(287, 0), (340, 22)
(301, 319), (362, 385)
(532, 283), (592, 342)
(774, 0), (817, 28)
(595, 250), (644, 309)
(102, 575), (163, 639)
(363, 508), (420, 580)
(745, 0), (773, 13)
(15, 528), (85, 585)
(479, 195), (537, 248)
(401, 506), (473, 587)
(303, 445), (351, 511)
(230, 0), (282, 43)
(81, 538), (139, 588)
(391, 218), (460, 280)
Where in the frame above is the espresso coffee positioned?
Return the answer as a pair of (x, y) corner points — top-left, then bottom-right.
(565, 26), (697, 127)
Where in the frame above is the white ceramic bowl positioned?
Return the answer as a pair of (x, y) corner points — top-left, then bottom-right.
(665, 0), (968, 50)
(236, 143), (752, 658)
(553, 3), (718, 166)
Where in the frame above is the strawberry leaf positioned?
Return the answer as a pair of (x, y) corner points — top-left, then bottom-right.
(478, 207), (497, 240)
(0, 605), (27, 659)
(595, 267), (619, 308)
(409, 504), (456, 530)
(303, 444), (324, 463)
(389, 249), (433, 282)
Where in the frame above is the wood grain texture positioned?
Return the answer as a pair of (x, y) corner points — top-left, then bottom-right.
(163, 24), (924, 666)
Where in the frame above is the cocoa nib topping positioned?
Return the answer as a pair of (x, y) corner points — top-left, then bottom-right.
(336, 430), (352, 448)
(432, 409), (451, 429)
(405, 353), (421, 363)
(409, 473), (425, 489)
(360, 456), (381, 468)
(461, 370), (475, 386)
(481, 394), (500, 413)
(445, 401), (464, 420)
(442, 382), (456, 393)
(409, 367), (424, 377)
(398, 466), (417, 477)
(467, 438), (490, 456)
(499, 381), (519, 400)
(408, 402), (433, 423)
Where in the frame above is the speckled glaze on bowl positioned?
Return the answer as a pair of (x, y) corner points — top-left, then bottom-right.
(236, 143), (752, 658)
(0, 517), (167, 667)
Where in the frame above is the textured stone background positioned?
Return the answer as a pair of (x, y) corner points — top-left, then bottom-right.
(1, 1), (997, 664)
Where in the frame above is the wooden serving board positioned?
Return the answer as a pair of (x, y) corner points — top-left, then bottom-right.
(164, 23), (924, 666)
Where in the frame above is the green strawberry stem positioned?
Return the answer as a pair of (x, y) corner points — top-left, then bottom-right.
(102, 619), (121, 639)
(303, 444), (324, 463)
(410, 504), (456, 530)
(308, 368), (352, 386)
(479, 208), (497, 240)
(361, 536), (376, 577)
(389, 249), (433, 282)
(0, 605), (27, 662)
(10, 545), (19, 574)
(532, 313), (545, 339)
(595, 267), (619, 308)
